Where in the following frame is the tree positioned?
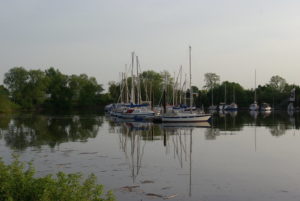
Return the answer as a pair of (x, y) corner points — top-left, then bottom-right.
(0, 85), (19, 113)
(4, 67), (29, 105)
(269, 75), (286, 92)
(140, 70), (163, 105)
(78, 76), (103, 107)
(108, 81), (120, 103)
(204, 73), (220, 90)
(45, 67), (72, 109)
(25, 69), (48, 108)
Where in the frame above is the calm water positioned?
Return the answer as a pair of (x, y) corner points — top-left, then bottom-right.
(1, 111), (300, 201)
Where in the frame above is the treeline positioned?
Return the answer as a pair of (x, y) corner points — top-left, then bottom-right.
(0, 67), (111, 112)
(199, 74), (299, 108)
(1, 67), (299, 113)
(108, 70), (300, 109)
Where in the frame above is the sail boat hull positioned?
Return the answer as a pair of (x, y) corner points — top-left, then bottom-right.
(162, 113), (211, 122)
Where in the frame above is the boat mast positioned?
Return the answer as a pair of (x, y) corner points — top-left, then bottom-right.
(125, 64), (129, 103)
(184, 73), (187, 105)
(211, 86), (214, 106)
(233, 86), (235, 103)
(121, 72), (124, 103)
(173, 72), (175, 106)
(130, 52), (135, 104)
(189, 46), (193, 111)
(254, 69), (257, 103)
(136, 55), (140, 104)
(179, 65), (182, 104)
(224, 82), (227, 104)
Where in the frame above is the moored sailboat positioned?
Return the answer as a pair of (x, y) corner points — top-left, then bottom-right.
(249, 70), (259, 111)
(162, 46), (211, 123)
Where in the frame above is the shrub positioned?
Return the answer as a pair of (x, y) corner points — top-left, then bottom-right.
(0, 155), (115, 201)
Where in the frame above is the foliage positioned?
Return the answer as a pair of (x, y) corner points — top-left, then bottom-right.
(203, 73), (220, 89)
(3, 66), (300, 110)
(0, 155), (115, 201)
(269, 75), (286, 92)
(0, 85), (20, 113)
(108, 81), (120, 103)
(109, 70), (173, 105)
(3, 67), (107, 111)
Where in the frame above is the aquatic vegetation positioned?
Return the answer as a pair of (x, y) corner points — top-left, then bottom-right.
(0, 155), (115, 201)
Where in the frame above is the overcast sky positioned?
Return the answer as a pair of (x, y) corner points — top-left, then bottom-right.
(1, 0), (300, 90)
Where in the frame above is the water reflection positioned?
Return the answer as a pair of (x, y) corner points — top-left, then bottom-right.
(1, 111), (300, 151)
(0, 114), (103, 150)
(106, 117), (205, 197)
(2, 112), (300, 200)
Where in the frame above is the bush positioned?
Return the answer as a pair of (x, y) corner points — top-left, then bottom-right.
(0, 155), (115, 201)
(0, 94), (20, 113)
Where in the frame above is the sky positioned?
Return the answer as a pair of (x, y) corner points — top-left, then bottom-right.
(1, 0), (300, 90)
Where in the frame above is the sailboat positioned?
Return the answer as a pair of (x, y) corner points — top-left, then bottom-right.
(249, 70), (259, 111)
(218, 82), (227, 111)
(287, 88), (296, 112)
(225, 86), (238, 111)
(208, 83), (217, 111)
(118, 52), (155, 120)
(260, 102), (272, 111)
(162, 46), (211, 123)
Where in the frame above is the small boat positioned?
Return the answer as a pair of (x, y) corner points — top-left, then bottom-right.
(218, 102), (227, 111)
(162, 110), (211, 122)
(225, 86), (238, 111)
(260, 103), (272, 111)
(249, 70), (259, 111)
(249, 102), (259, 111)
(225, 102), (238, 111)
(208, 105), (218, 111)
(161, 46), (211, 123)
(120, 106), (155, 119)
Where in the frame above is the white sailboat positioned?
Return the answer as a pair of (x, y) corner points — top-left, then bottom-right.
(208, 82), (217, 111)
(260, 102), (272, 111)
(225, 86), (238, 111)
(219, 82), (228, 111)
(120, 52), (155, 120)
(162, 46), (211, 123)
(249, 70), (259, 111)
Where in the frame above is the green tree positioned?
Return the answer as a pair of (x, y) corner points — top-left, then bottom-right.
(140, 70), (163, 105)
(45, 67), (73, 109)
(203, 73), (220, 89)
(4, 67), (29, 106)
(108, 81), (120, 103)
(269, 75), (286, 92)
(0, 85), (19, 113)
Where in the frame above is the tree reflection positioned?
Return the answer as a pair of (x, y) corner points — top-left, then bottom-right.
(209, 111), (300, 139)
(269, 124), (288, 137)
(0, 114), (103, 150)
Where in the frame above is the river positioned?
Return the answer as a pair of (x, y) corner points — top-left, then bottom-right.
(0, 111), (300, 201)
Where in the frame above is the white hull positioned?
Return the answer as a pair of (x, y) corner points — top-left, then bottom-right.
(208, 105), (218, 111)
(120, 112), (155, 119)
(260, 107), (271, 111)
(260, 103), (272, 111)
(249, 103), (259, 111)
(162, 113), (211, 122)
